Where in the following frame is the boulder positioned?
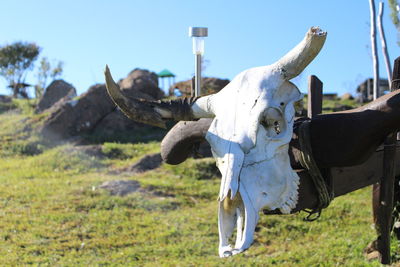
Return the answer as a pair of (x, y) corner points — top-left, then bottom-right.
(169, 77), (230, 96)
(91, 109), (166, 143)
(40, 84), (115, 141)
(127, 153), (162, 173)
(0, 95), (14, 113)
(119, 68), (164, 100)
(108, 153), (163, 175)
(39, 68), (167, 143)
(340, 92), (354, 101)
(0, 95), (12, 103)
(36, 80), (76, 113)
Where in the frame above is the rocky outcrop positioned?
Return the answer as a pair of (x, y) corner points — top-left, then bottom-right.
(0, 95), (11, 103)
(36, 80), (76, 113)
(0, 95), (14, 113)
(169, 77), (230, 96)
(91, 109), (165, 143)
(119, 68), (164, 100)
(40, 84), (115, 141)
(39, 68), (166, 143)
(340, 93), (354, 101)
(127, 153), (162, 173)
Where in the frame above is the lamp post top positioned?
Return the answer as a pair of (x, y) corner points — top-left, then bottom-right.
(189, 27), (208, 37)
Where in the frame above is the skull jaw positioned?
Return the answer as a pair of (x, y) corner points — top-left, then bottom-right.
(218, 188), (258, 258)
(218, 155), (299, 257)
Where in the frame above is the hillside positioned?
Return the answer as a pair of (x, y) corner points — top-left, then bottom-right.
(0, 97), (394, 266)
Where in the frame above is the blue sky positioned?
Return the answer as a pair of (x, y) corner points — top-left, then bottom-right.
(0, 0), (398, 96)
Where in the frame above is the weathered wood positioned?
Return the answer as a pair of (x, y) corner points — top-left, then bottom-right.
(378, 134), (397, 264)
(393, 57), (400, 89)
(307, 75), (323, 118)
(263, 143), (400, 214)
(377, 56), (400, 264)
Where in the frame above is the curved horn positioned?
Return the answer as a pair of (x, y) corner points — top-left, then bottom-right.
(274, 27), (327, 80)
(161, 118), (212, 164)
(104, 65), (214, 128)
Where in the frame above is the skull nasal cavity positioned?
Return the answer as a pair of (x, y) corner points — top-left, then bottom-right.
(262, 108), (285, 137)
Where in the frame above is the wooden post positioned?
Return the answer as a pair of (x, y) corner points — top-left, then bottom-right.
(376, 57), (400, 264)
(307, 75), (323, 118)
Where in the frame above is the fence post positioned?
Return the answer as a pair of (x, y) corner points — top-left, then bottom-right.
(307, 75), (323, 118)
(377, 56), (400, 264)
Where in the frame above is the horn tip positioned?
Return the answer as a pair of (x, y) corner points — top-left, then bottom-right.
(309, 26), (327, 37)
(104, 64), (110, 75)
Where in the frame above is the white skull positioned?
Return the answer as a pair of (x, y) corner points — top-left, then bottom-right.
(191, 27), (327, 257)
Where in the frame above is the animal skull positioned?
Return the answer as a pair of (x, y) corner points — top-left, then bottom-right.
(104, 26), (327, 257)
(207, 78), (304, 257)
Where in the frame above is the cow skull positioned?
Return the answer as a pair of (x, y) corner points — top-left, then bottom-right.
(104, 27), (326, 257)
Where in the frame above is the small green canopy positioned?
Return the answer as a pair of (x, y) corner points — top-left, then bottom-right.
(158, 69), (175, 78)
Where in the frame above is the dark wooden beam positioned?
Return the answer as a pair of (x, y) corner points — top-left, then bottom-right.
(263, 143), (400, 215)
(377, 56), (400, 264)
(307, 75), (323, 118)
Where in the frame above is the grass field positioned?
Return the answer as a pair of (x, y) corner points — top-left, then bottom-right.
(0, 99), (398, 266)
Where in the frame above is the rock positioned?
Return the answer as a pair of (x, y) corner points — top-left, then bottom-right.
(0, 95), (15, 113)
(128, 153), (162, 173)
(36, 80), (76, 113)
(119, 68), (164, 100)
(40, 84), (115, 141)
(0, 95), (12, 103)
(365, 251), (380, 261)
(364, 240), (380, 261)
(340, 92), (354, 101)
(91, 109), (166, 143)
(109, 153), (163, 175)
(99, 180), (141, 196)
(169, 77), (230, 96)
(39, 68), (167, 143)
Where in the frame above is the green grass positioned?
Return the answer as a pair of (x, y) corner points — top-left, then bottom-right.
(302, 95), (361, 114)
(0, 100), (397, 266)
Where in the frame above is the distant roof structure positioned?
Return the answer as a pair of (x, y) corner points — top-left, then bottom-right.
(157, 69), (175, 78)
(7, 82), (31, 88)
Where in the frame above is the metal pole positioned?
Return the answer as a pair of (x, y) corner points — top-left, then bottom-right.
(189, 26), (208, 97)
(195, 54), (202, 97)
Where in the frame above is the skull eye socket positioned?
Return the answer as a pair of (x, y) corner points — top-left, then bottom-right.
(261, 108), (286, 137)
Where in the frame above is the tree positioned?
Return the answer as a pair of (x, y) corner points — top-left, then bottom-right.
(369, 0), (380, 100)
(0, 42), (40, 98)
(35, 57), (63, 98)
(378, 2), (393, 85)
(388, 0), (400, 45)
